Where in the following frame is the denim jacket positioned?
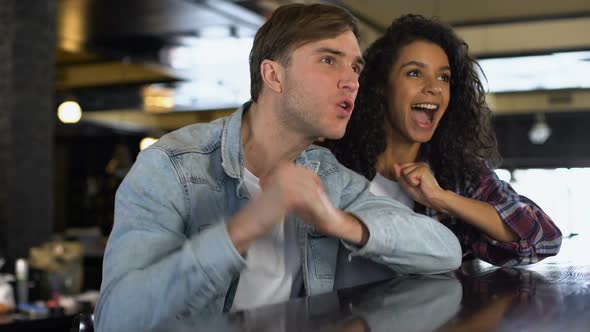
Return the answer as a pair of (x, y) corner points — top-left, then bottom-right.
(95, 103), (461, 331)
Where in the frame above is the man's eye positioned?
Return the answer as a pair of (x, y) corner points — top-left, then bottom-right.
(321, 57), (334, 64)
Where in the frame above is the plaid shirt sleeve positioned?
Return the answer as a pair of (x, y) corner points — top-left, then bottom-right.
(433, 165), (562, 266)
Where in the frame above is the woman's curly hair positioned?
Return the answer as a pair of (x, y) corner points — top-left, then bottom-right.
(324, 14), (501, 192)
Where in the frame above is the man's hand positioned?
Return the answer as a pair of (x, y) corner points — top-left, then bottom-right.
(227, 163), (337, 254)
(227, 163), (368, 254)
(260, 163), (368, 246)
(259, 163), (339, 232)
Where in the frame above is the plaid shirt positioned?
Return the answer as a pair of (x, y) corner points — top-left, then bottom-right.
(424, 165), (562, 266)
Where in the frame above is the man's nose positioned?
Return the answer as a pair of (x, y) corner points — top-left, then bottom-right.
(338, 68), (359, 92)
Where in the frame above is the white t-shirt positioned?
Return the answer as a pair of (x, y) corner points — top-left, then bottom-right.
(370, 172), (414, 209)
(231, 168), (301, 311)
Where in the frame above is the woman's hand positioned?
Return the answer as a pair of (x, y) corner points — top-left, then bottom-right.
(393, 162), (518, 242)
(393, 162), (450, 214)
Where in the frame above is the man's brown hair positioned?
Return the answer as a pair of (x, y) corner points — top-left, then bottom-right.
(249, 3), (359, 102)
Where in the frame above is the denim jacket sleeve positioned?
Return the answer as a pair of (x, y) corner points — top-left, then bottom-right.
(337, 164), (462, 274)
(94, 148), (245, 331)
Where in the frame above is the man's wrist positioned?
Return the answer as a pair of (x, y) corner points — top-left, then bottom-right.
(227, 197), (280, 255)
(332, 212), (369, 246)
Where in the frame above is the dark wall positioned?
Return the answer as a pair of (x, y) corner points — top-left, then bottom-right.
(0, 0), (56, 268)
(55, 122), (142, 236)
(494, 111), (590, 169)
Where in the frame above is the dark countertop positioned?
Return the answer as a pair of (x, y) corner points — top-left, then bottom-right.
(9, 235), (590, 332)
(161, 235), (590, 332)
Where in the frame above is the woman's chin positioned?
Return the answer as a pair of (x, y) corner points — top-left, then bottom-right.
(409, 130), (436, 144)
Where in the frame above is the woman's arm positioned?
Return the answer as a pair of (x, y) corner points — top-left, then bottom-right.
(394, 162), (515, 241)
(394, 162), (562, 265)
(433, 189), (517, 242)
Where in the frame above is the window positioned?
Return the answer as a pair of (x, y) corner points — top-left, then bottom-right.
(496, 168), (590, 237)
(479, 51), (590, 93)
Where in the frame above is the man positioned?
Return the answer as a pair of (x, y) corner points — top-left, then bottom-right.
(95, 3), (461, 331)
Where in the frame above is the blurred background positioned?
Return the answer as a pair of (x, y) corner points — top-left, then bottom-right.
(1, 0), (589, 297)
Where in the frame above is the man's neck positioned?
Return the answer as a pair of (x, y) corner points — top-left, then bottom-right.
(241, 101), (312, 178)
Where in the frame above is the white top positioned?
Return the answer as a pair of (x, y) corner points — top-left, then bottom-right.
(231, 168), (301, 311)
(370, 172), (414, 209)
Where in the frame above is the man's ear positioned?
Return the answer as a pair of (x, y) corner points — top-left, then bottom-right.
(260, 59), (283, 94)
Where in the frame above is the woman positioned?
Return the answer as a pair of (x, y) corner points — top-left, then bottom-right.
(325, 14), (561, 267)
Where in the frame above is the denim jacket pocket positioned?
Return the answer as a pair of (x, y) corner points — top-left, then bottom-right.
(308, 237), (338, 279)
(308, 226), (327, 238)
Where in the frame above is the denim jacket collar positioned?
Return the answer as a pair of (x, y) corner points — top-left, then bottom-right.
(221, 102), (249, 180)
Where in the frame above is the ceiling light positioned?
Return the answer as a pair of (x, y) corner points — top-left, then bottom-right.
(140, 137), (159, 151)
(528, 113), (551, 144)
(57, 100), (82, 124)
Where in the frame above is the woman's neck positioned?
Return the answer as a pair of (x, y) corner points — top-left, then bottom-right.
(375, 136), (421, 181)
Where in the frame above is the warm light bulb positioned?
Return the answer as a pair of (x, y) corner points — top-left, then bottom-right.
(140, 137), (159, 151)
(57, 101), (82, 124)
(528, 113), (551, 145)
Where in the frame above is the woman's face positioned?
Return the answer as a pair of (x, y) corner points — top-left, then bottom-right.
(386, 40), (451, 145)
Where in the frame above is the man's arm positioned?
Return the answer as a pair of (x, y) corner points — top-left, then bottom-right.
(96, 153), (346, 330)
(329, 211), (369, 246)
(95, 149), (246, 331)
(335, 164), (462, 274)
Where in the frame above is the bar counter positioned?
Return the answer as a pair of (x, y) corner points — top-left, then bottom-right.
(155, 234), (589, 332)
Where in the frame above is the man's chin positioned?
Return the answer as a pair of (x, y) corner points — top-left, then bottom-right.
(323, 131), (345, 140)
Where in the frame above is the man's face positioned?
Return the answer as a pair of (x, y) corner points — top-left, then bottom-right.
(279, 31), (364, 140)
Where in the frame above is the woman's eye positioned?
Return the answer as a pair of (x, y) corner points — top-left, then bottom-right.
(407, 70), (420, 77)
(439, 74), (451, 82)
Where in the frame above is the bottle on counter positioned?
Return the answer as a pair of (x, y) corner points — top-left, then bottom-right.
(16, 258), (28, 305)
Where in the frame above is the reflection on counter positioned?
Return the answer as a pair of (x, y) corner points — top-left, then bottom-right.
(151, 274), (461, 332)
(150, 237), (590, 332)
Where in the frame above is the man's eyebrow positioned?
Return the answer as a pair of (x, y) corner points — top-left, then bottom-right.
(356, 56), (366, 68)
(313, 46), (343, 55)
(313, 47), (365, 67)
(400, 60), (450, 71)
